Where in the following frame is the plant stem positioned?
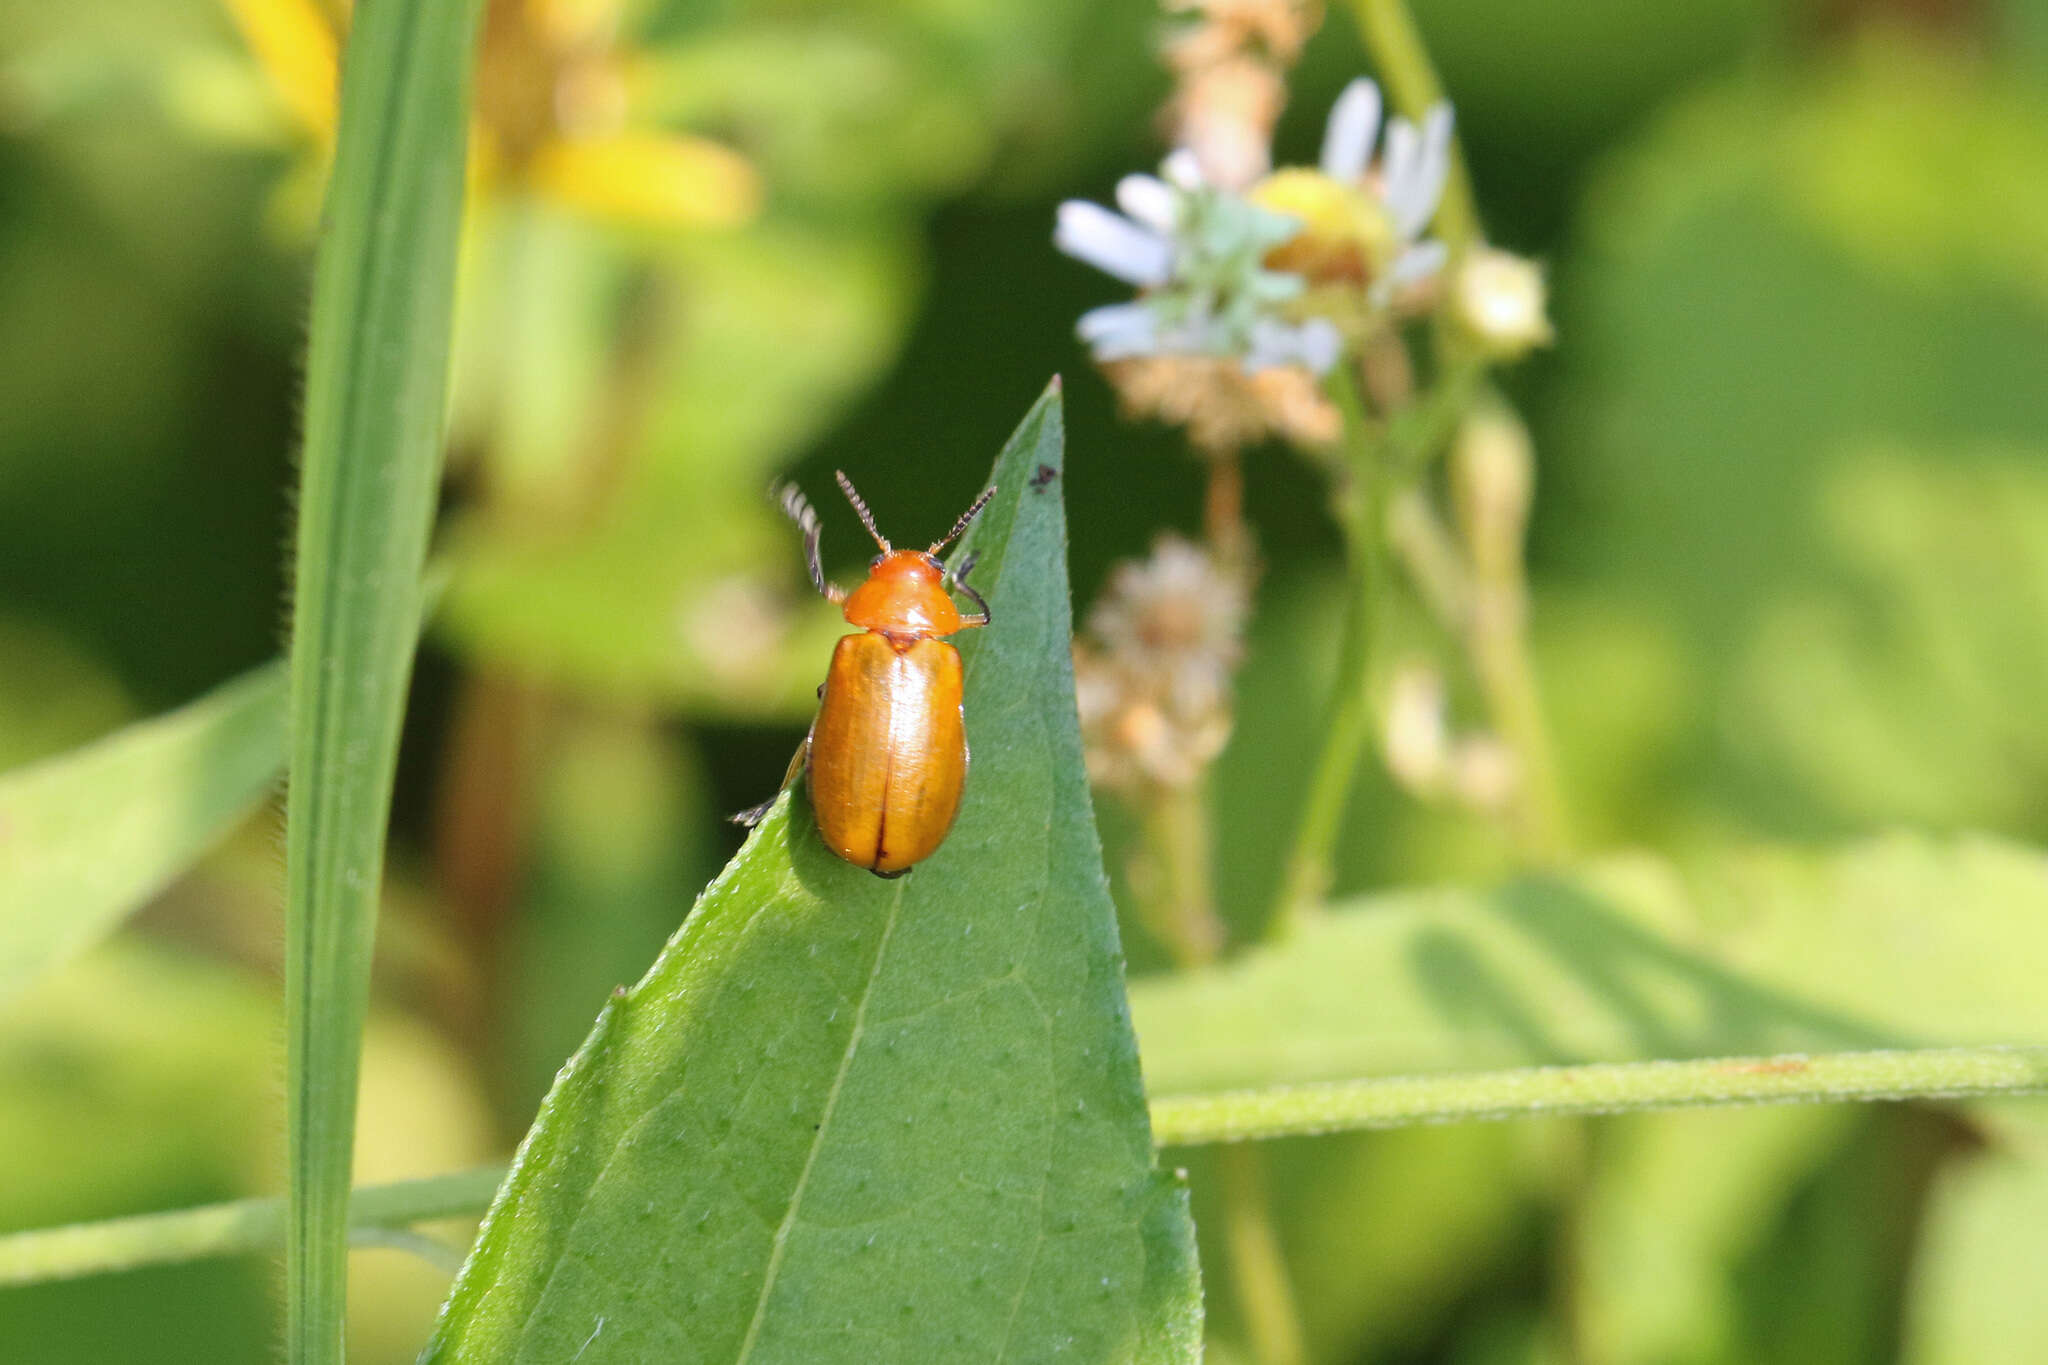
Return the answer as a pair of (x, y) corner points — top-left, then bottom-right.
(348, 1226), (469, 1275)
(1148, 1047), (2048, 1146)
(14, 1046), (2046, 1288)
(1466, 574), (1569, 858)
(1271, 372), (1384, 938)
(1204, 451), (1251, 569)
(1347, 0), (1480, 251)
(1386, 480), (1569, 858)
(1138, 781), (1230, 970)
(1136, 782), (1304, 1365)
(1215, 1144), (1308, 1365)
(1350, 0), (1573, 860)
(0, 1167), (503, 1288)
(1384, 485), (1471, 626)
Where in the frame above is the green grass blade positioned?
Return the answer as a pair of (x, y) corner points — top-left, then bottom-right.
(283, 1), (482, 1360)
(419, 384), (1204, 1364)
(0, 661), (285, 1003)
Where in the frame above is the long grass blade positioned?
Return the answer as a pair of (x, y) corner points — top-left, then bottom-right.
(283, 1), (482, 1360)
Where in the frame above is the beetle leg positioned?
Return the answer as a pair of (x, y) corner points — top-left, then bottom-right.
(728, 732), (812, 827)
(948, 550), (991, 627)
(773, 482), (846, 603)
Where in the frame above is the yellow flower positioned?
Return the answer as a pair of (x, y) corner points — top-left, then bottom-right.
(1247, 77), (1452, 303)
(1247, 166), (1397, 286)
(215, 0), (761, 233)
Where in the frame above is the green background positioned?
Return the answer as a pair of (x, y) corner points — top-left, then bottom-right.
(2, 0), (2047, 1359)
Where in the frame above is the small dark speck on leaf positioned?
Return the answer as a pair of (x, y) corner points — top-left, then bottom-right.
(1029, 464), (1057, 491)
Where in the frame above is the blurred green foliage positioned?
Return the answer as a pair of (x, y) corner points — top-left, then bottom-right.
(3, 0), (2048, 1360)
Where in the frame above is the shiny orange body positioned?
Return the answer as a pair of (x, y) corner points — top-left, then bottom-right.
(807, 543), (987, 874)
(809, 632), (967, 873)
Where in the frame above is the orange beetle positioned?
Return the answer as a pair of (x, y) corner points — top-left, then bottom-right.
(747, 472), (994, 876)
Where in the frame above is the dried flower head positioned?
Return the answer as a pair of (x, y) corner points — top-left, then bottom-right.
(1090, 536), (1249, 710)
(1160, 0), (1323, 190)
(1165, 56), (1288, 191)
(1103, 354), (1340, 456)
(1162, 0), (1321, 73)
(1075, 536), (1251, 794)
(1249, 78), (1453, 306)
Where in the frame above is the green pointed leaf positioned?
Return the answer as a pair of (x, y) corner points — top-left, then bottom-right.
(0, 661), (284, 1004)
(422, 385), (1202, 1364)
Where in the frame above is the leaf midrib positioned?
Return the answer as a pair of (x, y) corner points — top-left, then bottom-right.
(733, 872), (908, 1361)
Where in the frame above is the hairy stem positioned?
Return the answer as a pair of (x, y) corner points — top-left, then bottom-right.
(0, 1167), (503, 1288)
(13, 1047), (2045, 1288)
(1149, 1047), (2048, 1146)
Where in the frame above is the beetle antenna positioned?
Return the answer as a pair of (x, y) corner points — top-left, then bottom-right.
(834, 470), (890, 553)
(773, 481), (844, 603)
(930, 485), (996, 554)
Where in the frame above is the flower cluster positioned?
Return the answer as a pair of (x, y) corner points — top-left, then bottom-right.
(1074, 536), (1251, 793)
(1054, 77), (1458, 452)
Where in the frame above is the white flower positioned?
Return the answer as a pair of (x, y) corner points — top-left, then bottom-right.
(1328, 76), (1455, 300)
(1055, 201), (1173, 287)
(1056, 151), (1340, 375)
(1318, 78), (1384, 184)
